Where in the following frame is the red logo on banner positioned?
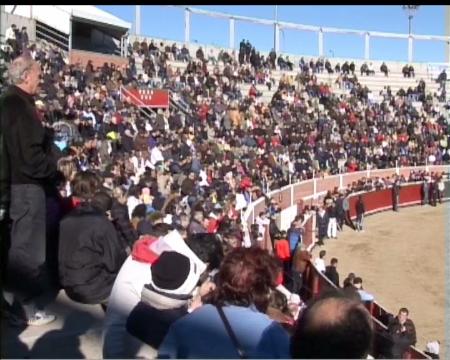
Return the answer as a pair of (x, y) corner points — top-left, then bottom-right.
(121, 87), (170, 108)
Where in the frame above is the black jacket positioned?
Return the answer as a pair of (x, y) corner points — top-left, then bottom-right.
(58, 204), (127, 304)
(356, 199), (366, 215)
(111, 200), (139, 250)
(0, 85), (57, 187)
(325, 265), (340, 288)
(127, 301), (187, 349)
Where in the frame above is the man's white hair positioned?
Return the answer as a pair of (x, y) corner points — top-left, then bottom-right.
(8, 55), (36, 85)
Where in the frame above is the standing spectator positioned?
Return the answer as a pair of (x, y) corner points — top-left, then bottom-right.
(313, 250), (326, 273)
(422, 177), (430, 205)
(335, 192), (345, 231)
(274, 231), (291, 275)
(325, 257), (340, 287)
(353, 277), (374, 302)
(342, 191), (353, 229)
(20, 27), (29, 53)
(290, 291), (374, 359)
(380, 62), (389, 77)
(290, 244), (312, 295)
(355, 195), (366, 232)
(429, 178), (438, 207)
(437, 69), (447, 88)
(326, 202), (338, 239)
(315, 205), (328, 246)
(392, 179), (400, 212)
(388, 308), (417, 358)
(1, 56), (57, 326)
(5, 24), (18, 56)
(287, 218), (303, 256)
(437, 176), (445, 203)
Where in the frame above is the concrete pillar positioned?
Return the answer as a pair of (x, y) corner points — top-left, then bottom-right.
(274, 23), (280, 53)
(184, 8), (190, 43)
(135, 5), (141, 36)
(229, 18), (235, 50)
(365, 32), (370, 60)
(0, 5), (6, 43)
(408, 35), (413, 63)
(446, 5), (450, 63)
(318, 28), (324, 57)
(68, 17), (72, 51)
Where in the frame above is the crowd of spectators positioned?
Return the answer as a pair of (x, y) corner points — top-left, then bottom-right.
(0, 33), (447, 359)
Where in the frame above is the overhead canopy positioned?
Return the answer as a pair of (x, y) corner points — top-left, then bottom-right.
(5, 5), (131, 35)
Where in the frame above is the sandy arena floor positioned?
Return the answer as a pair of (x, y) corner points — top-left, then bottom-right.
(312, 204), (447, 357)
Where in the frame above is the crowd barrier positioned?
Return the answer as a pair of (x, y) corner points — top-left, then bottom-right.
(243, 165), (450, 359)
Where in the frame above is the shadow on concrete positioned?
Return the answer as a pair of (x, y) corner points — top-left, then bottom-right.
(29, 312), (96, 359)
(2, 290), (105, 359)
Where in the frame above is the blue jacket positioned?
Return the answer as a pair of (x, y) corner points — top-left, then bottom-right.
(288, 227), (302, 254)
(158, 304), (290, 359)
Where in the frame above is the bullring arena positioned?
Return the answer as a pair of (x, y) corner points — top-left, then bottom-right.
(312, 204), (447, 358)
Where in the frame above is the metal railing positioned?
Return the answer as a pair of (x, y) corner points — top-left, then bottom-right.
(35, 20), (69, 51)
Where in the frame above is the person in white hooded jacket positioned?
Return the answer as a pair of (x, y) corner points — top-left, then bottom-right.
(102, 228), (206, 359)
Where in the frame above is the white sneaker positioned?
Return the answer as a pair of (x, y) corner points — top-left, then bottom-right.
(27, 311), (56, 326)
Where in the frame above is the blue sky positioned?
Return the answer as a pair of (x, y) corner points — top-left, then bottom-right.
(98, 5), (447, 63)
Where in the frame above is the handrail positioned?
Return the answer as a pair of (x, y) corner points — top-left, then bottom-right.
(173, 5), (450, 42)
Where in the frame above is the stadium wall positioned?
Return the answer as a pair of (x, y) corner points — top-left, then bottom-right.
(3, 11), (36, 42)
(69, 49), (128, 69)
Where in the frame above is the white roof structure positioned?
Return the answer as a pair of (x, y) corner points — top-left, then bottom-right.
(5, 5), (131, 35)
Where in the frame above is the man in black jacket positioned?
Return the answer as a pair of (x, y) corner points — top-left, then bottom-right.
(1, 56), (57, 326)
(388, 307), (417, 358)
(325, 257), (340, 288)
(355, 195), (366, 232)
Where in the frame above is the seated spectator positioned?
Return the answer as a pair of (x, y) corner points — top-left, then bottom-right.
(179, 45), (190, 62)
(353, 277), (374, 302)
(335, 62), (341, 73)
(325, 59), (333, 74)
(325, 257), (340, 287)
(367, 62), (375, 75)
(102, 228), (206, 358)
(188, 208), (207, 236)
(196, 46), (205, 62)
(343, 272), (356, 289)
(290, 290), (374, 359)
(111, 186), (139, 254)
(58, 173), (127, 306)
(387, 307), (417, 358)
(157, 247), (290, 358)
(424, 340), (440, 359)
(126, 251), (210, 351)
(360, 62), (369, 76)
(402, 64), (411, 78)
(266, 289), (295, 334)
(349, 61), (355, 74)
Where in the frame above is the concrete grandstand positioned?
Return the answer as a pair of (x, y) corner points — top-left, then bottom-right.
(1, 5), (449, 359)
